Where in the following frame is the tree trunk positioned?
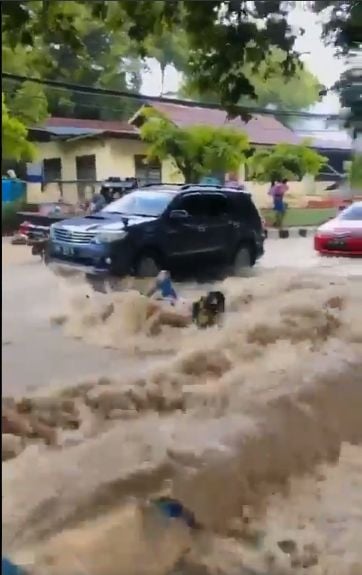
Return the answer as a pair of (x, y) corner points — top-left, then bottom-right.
(160, 64), (166, 96)
(181, 164), (198, 183)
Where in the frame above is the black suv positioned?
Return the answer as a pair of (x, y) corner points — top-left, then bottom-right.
(48, 184), (265, 278)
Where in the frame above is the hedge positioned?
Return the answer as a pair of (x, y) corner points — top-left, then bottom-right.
(2, 200), (27, 235)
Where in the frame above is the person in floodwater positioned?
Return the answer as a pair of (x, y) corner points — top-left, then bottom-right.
(271, 178), (289, 228)
(146, 270), (178, 304)
(145, 271), (191, 334)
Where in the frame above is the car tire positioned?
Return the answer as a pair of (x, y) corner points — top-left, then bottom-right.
(135, 254), (160, 278)
(232, 245), (253, 276)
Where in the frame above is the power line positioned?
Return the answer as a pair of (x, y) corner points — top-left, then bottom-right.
(2, 87), (346, 134)
(2, 72), (346, 121)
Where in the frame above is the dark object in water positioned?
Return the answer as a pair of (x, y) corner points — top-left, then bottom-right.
(30, 238), (49, 260)
(192, 291), (225, 329)
(152, 497), (201, 529)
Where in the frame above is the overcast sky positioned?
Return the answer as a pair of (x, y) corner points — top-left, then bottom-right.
(142, 4), (346, 113)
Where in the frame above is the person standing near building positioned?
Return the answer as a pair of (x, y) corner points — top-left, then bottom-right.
(270, 178), (288, 228)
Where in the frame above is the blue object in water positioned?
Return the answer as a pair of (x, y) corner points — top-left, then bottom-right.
(152, 497), (199, 529)
(2, 558), (25, 575)
(156, 276), (178, 300)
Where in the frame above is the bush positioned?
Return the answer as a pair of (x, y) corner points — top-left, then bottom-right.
(2, 199), (27, 235)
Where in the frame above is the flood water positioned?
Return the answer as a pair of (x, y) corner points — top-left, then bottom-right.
(2, 239), (362, 575)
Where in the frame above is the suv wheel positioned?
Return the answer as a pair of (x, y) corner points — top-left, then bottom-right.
(232, 245), (252, 276)
(135, 254), (160, 278)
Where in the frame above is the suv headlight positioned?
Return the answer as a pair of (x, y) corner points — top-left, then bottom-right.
(49, 224), (56, 239)
(94, 230), (128, 244)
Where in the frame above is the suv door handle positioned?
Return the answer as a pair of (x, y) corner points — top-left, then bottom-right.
(198, 225), (206, 232)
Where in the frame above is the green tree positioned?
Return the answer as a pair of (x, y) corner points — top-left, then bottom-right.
(315, 0), (362, 139)
(349, 152), (362, 189)
(2, 28), (50, 126)
(0, 1), (307, 112)
(313, 1), (360, 53)
(139, 107), (250, 182)
(2, 94), (35, 161)
(41, 2), (144, 120)
(2, 1), (144, 122)
(182, 48), (321, 111)
(2, 1), (358, 115)
(247, 141), (328, 183)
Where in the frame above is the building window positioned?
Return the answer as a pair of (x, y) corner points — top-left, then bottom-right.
(76, 154), (97, 200)
(43, 158), (62, 183)
(135, 155), (161, 186)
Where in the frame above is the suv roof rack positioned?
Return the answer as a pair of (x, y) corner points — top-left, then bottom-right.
(140, 182), (184, 188)
(180, 183), (249, 192)
(139, 182), (250, 193)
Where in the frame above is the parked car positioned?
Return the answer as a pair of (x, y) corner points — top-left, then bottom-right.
(17, 179), (139, 237)
(314, 201), (362, 256)
(17, 201), (77, 239)
(47, 183), (265, 279)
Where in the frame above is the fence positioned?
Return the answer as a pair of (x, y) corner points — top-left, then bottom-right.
(27, 179), (104, 205)
(25, 176), (359, 210)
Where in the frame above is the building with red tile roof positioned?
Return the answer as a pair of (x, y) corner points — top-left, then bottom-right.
(131, 101), (300, 146)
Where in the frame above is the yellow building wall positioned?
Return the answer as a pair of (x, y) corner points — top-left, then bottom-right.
(29, 136), (333, 208)
(108, 139), (184, 184)
(28, 138), (114, 204)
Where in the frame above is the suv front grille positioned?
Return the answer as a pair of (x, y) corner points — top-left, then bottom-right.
(54, 228), (96, 244)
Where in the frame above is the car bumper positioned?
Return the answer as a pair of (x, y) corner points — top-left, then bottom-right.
(47, 239), (132, 276)
(314, 236), (362, 256)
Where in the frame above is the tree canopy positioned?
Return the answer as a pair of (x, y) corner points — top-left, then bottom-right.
(3, 1), (352, 111)
(181, 47), (322, 112)
(2, 1), (359, 160)
(247, 141), (328, 183)
(2, 94), (35, 161)
(349, 152), (362, 189)
(2, 1), (144, 122)
(139, 107), (250, 182)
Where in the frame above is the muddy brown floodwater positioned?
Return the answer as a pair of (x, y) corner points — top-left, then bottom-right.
(2, 239), (362, 575)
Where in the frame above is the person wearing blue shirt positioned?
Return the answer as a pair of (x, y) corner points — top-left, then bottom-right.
(146, 270), (178, 303)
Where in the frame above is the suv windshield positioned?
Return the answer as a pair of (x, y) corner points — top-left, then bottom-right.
(102, 190), (175, 217)
(338, 204), (362, 221)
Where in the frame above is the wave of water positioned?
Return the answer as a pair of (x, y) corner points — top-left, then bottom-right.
(3, 270), (362, 574)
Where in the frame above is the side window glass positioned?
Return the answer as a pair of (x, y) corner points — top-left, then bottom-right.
(229, 195), (251, 219)
(177, 193), (229, 218)
(201, 195), (229, 218)
(178, 195), (204, 217)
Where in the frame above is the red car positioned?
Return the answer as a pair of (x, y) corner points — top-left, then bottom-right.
(314, 201), (362, 256)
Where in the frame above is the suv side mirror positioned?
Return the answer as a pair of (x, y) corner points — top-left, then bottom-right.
(169, 209), (189, 221)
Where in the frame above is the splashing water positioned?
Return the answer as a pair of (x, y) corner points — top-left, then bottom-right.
(3, 269), (362, 575)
